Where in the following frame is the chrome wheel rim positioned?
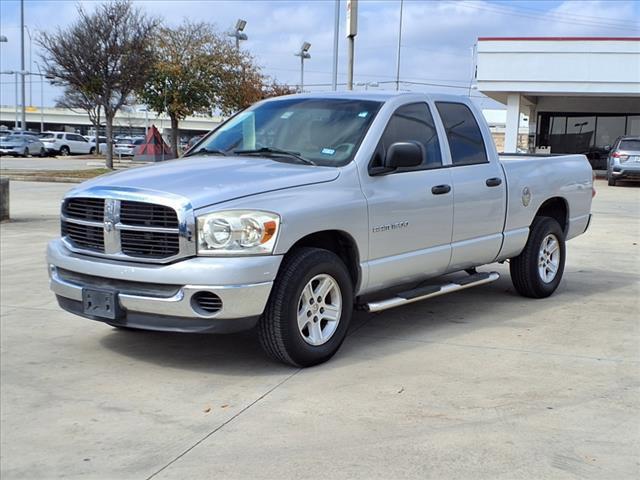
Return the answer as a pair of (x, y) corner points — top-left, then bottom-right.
(538, 234), (560, 283)
(297, 274), (342, 346)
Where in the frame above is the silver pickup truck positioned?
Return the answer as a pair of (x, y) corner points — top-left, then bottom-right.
(48, 92), (594, 367)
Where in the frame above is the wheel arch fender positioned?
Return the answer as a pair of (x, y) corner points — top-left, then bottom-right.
(285, 230), (361, 293)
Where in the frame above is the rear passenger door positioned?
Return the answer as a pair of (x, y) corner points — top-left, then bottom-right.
(435, 102), (506, 271)
(67, 133), (91, 154)
(361, 102), (454, 291)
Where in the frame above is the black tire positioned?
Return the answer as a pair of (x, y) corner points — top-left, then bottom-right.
(59, 146), (70, 156)
(89, 147), (96, 155)
(607, 176), (616, 186)
(39, 147), (46, 157)
(258, 247), (353, 367)
(510, 216), (566, 298)
(23, 147), (29, 158)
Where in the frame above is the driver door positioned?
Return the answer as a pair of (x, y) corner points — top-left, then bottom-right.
(360, 102), (454, 292)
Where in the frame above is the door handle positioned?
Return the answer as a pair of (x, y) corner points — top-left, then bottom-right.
(486, 177), (503, 187)
(431, 184), (451, 195)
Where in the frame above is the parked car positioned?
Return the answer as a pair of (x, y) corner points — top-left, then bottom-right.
(0, 130), (40, 142)
(185, 134), (204, 152)
(607, 136), (640, 186)
(40, 132), (93, 156)
(114, 138), (145, 156)
(0, 135), (46, 157)
(47, 92), (593, 367)
(84, 135), (108, 154)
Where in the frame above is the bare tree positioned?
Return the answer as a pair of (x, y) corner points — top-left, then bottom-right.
(55, 87), (102, 154)
(38, 0), (158, 168)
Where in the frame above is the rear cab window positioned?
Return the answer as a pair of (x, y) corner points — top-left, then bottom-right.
(435, 102), (488, 166)
(619, 139), (640, 151)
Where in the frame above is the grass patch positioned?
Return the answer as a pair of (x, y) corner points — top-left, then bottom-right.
(3, 168), (112, 179)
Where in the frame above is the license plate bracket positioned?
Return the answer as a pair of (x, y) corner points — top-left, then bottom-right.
(82, 288), (120, 320)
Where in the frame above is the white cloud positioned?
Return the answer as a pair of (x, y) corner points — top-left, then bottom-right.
(0, 0), (638, 111)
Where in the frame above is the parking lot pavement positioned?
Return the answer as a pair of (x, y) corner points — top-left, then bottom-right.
(1, 180), (638, 480)
(0, 156), (105, 171)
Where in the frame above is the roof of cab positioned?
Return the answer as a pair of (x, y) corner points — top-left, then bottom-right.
(261, 90), (473, 104)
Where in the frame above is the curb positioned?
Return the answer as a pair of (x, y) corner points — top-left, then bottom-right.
(0, 174), (81, 183)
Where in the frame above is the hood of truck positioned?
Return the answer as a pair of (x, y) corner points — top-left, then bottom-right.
(69, 155), (341, 209)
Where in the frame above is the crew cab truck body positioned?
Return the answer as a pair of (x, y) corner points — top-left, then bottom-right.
(47, 92), (593, 367)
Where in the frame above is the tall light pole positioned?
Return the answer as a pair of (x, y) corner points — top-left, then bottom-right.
(395, 0), (404, 91)
(294, 42), (311, 92)
(331, 0), (340, 91)
(346, 0), (358, 90)
(24, 25), (33, 106)
(228, 19), (247, 49)
(20, 0), (26, 130)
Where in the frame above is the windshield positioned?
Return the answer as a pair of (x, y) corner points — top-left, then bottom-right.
(191, 98), (382, 166)
(619, 139), (640, 151)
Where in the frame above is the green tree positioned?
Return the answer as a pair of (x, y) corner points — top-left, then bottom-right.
(139, 21), (288, 157)
(39, 0), (158, 168)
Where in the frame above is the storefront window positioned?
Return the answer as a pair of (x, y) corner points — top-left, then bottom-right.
(595, 116), (626, 148)
(627, 116), (640, 136)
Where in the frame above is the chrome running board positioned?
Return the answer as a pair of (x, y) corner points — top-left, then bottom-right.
(365, 272), (500, 313)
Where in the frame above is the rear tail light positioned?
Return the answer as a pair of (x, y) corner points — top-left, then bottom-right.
(611, 151), (629, 161)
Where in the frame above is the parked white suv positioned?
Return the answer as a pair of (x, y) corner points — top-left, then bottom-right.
(41, 132), (93, 156)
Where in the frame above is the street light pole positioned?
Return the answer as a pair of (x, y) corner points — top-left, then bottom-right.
(20, 0), (26, 130)
(346, 0), (358, 90)
(24, 25), (33, 106)
(228, 19), (247, 50)
(395, 0), (403, 91)
(294, 42), (311, 92)
(331, 0), (339, 91)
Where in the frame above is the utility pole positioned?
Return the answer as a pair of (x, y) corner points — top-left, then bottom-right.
(331, 0), (340, 91)
(20, 0), (26, 130)
(395, 0), (404, 91)
(294, 42), (311, 92)
(346, 0), (358, 90)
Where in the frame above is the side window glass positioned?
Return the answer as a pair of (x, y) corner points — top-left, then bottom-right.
(377, 103), (442, 170)
(435, 102), (488, 166)
(57, 134), (64, 139)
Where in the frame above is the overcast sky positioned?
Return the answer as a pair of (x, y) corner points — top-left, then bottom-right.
(1, 0), (638, 112)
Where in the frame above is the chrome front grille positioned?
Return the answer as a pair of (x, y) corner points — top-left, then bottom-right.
(61, 195), (192, 263)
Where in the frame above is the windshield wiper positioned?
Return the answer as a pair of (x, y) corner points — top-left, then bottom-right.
(234, 147), (316, 166)
(185, 147), (227, 157)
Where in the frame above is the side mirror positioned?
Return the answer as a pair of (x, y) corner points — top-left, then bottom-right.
(384, 142), (423, 169)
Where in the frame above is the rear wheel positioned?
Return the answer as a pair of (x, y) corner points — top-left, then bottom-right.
(22, 147), (29, 157)
(89, 147), (96, 155)
(607, 175), (617, 186)
(39, 147), (46, 157)
(510, 216), (566, 298)
(59, 146), (70, 156)
(258, 247), (353, 367)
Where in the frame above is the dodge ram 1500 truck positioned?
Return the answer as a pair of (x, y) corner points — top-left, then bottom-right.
(48, 92), (594, 367)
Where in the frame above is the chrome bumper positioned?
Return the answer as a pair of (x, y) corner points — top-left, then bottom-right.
(47, 238), (281, 322)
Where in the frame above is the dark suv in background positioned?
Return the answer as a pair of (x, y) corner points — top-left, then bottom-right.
(607, 136), (640, 186)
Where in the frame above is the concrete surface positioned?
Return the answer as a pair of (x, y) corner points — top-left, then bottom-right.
(1, 180), (638, 480)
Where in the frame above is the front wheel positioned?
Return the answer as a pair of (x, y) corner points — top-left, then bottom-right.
(510, 216), (566, 298)
(23, 147), (29, 157)
(39, 147), (46, 157)
(89, 147), (96, 155)
(258, 248), (353, 367)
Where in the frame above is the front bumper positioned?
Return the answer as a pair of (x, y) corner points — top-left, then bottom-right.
(47, 238), (282, 333)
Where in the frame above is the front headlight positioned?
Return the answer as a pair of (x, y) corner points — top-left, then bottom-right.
(197, 210), (280, 255)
